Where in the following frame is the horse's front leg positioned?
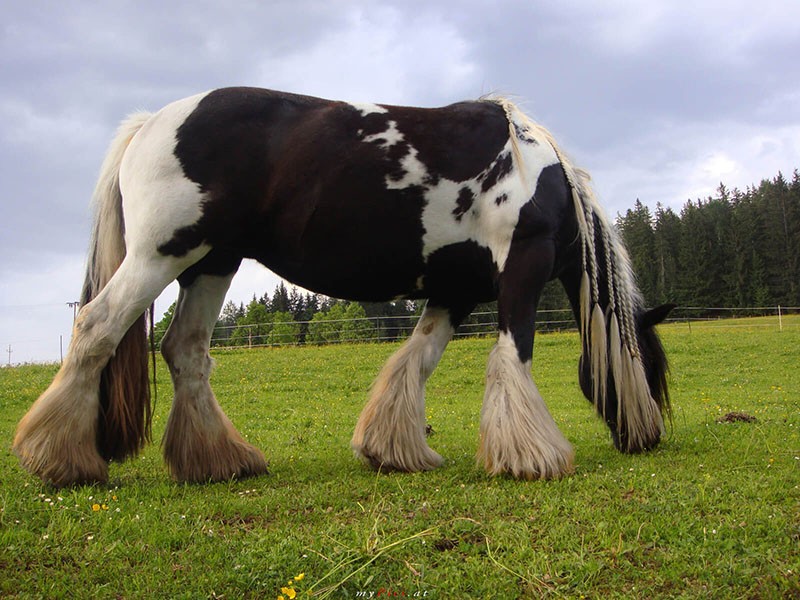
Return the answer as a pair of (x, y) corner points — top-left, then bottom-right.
(478, 240), (574, 480)
(351, 305), (460, 472)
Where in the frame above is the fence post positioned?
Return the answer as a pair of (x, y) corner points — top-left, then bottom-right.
(778, 305), (783, 332)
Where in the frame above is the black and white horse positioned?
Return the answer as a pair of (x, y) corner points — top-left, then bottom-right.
(14, 87), (672, 487)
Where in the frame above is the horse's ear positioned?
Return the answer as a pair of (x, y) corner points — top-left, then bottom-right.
(639, 303), (676, 329)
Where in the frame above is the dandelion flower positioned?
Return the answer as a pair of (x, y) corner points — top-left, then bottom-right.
(294, 573), (305, 581)
(92, 504), (101, 512)
(281, 587), (296, 599)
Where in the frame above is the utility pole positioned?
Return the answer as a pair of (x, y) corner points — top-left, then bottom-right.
(66, 301), (80, 322)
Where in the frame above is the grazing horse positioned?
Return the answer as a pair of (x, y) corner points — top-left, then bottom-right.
(13, 87), (672, 487)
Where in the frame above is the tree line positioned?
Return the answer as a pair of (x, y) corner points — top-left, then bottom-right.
(617, 170), (800, 312)
(153, 282), (423, 348)
(154, 168), (799, 347)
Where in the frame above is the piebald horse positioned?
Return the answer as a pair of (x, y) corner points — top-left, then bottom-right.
(13, 87), (672, 487)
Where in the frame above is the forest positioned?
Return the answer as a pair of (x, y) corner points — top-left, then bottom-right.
(154, 169), (800, 347)
(616, 170), (800, 311)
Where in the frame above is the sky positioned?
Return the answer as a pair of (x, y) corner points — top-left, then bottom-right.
(2, 0), (799, 363)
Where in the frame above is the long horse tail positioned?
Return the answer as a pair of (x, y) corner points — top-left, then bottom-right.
(502, 107), (667, 451)
(82, 111), (154, 462)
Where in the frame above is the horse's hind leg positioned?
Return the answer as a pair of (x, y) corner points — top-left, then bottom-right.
(161, 269), (268, 482)
(13, 254), (184, 487)
(478, 241), (574, 480)
(352, 304), (459, 472)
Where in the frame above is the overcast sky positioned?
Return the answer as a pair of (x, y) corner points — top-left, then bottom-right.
(2, 0), (799, 363)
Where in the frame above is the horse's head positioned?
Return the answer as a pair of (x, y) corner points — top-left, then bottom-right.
(579, 303), (675, 452)
(634, 303), (674, 415)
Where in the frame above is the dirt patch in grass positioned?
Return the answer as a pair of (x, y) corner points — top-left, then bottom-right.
(716, 411), (757, 423)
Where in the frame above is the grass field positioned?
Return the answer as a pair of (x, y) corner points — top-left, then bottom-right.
(1, 317), (798, 598)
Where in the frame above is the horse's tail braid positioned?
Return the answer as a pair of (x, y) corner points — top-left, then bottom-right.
(82, 112), (154, 462)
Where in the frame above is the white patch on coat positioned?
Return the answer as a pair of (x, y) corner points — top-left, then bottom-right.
(385, 145), (429, 190)
(363, 120), (404, 147)
(370, 110), (561, 272)
(348, 101), (388, 116)
(119, 92), (212, 257)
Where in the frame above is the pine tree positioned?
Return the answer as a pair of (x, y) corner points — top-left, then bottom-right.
(617, 200), (657, 305)
(269, 282), (291, 313)
(653, 203), (681, 305)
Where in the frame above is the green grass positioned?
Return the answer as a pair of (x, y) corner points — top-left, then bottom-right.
(1, 317), (798, 598)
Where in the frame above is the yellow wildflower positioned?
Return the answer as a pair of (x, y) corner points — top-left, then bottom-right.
(281, 587), (296, 600)
(294, 573), (305, 581)
(92, 504), (101, 512)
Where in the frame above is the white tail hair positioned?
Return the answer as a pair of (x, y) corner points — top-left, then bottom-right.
(82, 111), (157, 462)
(82, 112), (152, 304)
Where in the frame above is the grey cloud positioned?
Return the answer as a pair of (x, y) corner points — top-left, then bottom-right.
(2, 0), (799, 361)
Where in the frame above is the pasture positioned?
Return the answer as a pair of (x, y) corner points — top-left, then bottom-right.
(1, 317), (798, 598)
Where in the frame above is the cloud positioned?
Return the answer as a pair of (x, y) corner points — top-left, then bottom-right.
(253, 5), (479, 104)
(591, 120), (800, 214)
(1, 0), (799, 361)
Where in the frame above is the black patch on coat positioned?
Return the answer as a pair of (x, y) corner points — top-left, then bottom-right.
(480, 152), (514, 192)
(495, 192), (508, 206)
(388, 101), (509, 183)
(385, 141), (413, 184)
(165, 87), (429, 300)
(513, 122), (539, 144)
(159, 88), (514, 302)
(452, 187), (475, 221)
(421, 241), (498, 307)
(176, 249), (242, 288)
(496, 163), (571, 363)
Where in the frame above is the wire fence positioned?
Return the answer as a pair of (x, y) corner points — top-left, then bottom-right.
(202, 305), (800, 351)
(3, 305), (799, 365)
